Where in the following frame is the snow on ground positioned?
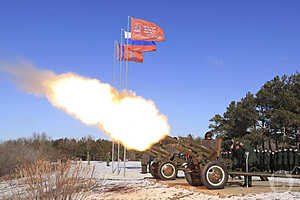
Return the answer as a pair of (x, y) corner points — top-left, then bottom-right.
(84, 161), (300, 200)
(0, 179), (20, 198)
(1, 161), (300, 199)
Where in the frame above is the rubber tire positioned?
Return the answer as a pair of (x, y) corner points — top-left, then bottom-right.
(184, 171), (203, 186)
(150, 162), (160, 179)
(201, 161), (228, 189)
(158, 161), (178, 180)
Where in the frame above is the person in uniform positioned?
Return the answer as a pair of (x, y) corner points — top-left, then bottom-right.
(240, 141), (254, 187)
(230, 141), (239, 171)
(270, 150), (275, 173)
(264, 149), (270, 172)
(274, 150), (278, 172)
(294, 149), (300, 174)
(236, 142), (244, 170)
(295, 149), (299, 167)
(289, 148), (294, 172)
(257, 149), (262, 171)
(260, 149), (265, 172)
(277, 148), (283, 171)
(205, 132), (213, 140)
(283, 148), (288, 171)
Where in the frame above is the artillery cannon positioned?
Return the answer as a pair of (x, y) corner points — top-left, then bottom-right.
(144, 136), (228, 189)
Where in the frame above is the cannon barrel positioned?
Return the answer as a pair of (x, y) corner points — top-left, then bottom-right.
(144, 136), (220, 166)
(145, 144), (173, 160)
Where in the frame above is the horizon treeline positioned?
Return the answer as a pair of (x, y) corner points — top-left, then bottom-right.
(0, 132), (143, 177)
(209, 71), (300, 149)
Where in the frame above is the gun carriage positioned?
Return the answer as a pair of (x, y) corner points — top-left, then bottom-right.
(144, 136), (227, 189)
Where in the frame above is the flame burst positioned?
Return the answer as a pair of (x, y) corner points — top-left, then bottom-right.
(42, 73), (169, 151)
(1, 62), (170, 151)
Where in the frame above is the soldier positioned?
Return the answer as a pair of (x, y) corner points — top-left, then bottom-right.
(295, 148), (299, 167)
(270, 150), (275, 173)
(236, 142), (244, 170)
(289, 148), (294, 172)
(257, 149), (262, 171)
(224, 139), (233, 151)
(295, 148), (300, 174)
(230, 142), (239, 170)
(283, 148), (288, 171)
(277, 148), (283, 171)
(240, 141), (255, 187)
(205, 132), (213, 140)
(260, 149), (265, 172)
(263, 149), (269, 172)
(274, 150), (278, 172)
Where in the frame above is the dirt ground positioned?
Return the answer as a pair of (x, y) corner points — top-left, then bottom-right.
(148, 177), (300, 198)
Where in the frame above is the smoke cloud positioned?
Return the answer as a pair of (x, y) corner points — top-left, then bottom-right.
(0, 61), (56, 97)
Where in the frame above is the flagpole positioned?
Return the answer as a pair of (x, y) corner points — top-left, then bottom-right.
(123, 16), (131, 178)
(112, 41), (117, 173)
(113, 40), (117, 88)
(119, 28), (123, 92)
(116, 29), (123, 175)
(125, 16), (130, 91)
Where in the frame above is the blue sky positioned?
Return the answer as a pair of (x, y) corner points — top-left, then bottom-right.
(1, 1), (300, 141)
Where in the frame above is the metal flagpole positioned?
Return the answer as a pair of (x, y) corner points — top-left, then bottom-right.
(123, 16), (130, 177)
(112, 40), (117, 173)
(113, 40), (117, 88)
(125, 17), (130, 91)
(117, 28), (123, 175)
(119, 28), (123, 93)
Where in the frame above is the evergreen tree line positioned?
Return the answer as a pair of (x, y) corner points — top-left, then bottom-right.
(209, 71), (300, 149)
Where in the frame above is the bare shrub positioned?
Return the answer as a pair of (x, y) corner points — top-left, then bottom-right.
(0, 133), (59, 177)
(5, 160), (96, 200)
(0, 142), (38, 177)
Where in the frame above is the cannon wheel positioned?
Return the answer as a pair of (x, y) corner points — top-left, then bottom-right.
(158, 161), (177, 180)
(184, 171), (203, 186)
(201, 161), (228, 189)
(150, 162), (160, 179)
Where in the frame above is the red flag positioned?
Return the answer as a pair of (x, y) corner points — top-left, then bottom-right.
(118, 43), (144, 63)
(117, 43), (121, 61)
(123, 46), (144, 63)
(124, 44), (156, 53)
(131, 18), (164, 41)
